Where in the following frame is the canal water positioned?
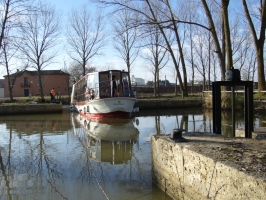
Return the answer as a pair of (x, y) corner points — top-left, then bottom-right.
(0, 107), (265, 200)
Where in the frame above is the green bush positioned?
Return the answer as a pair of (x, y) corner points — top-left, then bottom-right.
(254, 92), (266, 100)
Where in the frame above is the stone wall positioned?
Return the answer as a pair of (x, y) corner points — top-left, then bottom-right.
(152, 136), (266, 200)
(0, 103), (62, 115)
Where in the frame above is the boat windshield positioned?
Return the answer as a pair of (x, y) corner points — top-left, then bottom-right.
(97, 71), (132, 98)
(98, 72), (110, 98)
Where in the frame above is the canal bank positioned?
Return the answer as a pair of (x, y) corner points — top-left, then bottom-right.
(152, 132), (266, 200)
(1, 97), (266, 115)
(0, 102), (62, 114)
(0, 99), (202, 115)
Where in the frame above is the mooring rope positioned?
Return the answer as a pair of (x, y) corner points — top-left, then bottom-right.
(47, 179), (68, 200)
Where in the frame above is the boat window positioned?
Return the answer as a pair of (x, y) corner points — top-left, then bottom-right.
(87, 74), (95, 89)
(75, 77), (87, 102)
(87, 74), (99, 99)
(99, 73), (111, 98)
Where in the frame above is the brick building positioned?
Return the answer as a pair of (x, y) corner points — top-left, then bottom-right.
(0, 79), (4, 98)
(4, 70), (70, 98)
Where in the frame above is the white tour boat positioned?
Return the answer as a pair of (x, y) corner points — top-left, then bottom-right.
(70, 70), (137, 119)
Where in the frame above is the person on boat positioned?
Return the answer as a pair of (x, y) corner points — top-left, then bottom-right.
(123, 78), (129, 96)
(90, 89), (95, 99)
(112, 75), (117, 97)
(51, 88), (56, 101)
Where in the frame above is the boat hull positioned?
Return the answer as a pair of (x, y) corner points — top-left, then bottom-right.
(71, 97), (137, 118)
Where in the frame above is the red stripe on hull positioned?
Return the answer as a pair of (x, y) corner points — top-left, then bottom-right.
(78, 111), (131, 122)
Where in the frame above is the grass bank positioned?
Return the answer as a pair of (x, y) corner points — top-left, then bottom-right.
(0, 92), (265, 109)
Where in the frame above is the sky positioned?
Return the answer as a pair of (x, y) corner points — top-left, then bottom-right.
(0, 0), (175, 83)
(1, 1), (260, 84)
(46, 0), (172, 83)
(0, 0), (183, 82)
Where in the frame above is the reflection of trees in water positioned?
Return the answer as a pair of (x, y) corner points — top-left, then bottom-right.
(154, 112), (213, 134)
(0, 121), (85, 199)
(151, 109), (257, 135)
(203, 109), (255, 136)
(155, 116), (160, 135)
(0, 111), (72, 136)
(149, 109), (257, 137)
(3, 109), (261, 198)
(143, 108), (216, 135)
(256, 112), (266, 127)
(220, 110), (245, 136)
(0, 128), (12, 199)
(180, 115), (188, 130)
(4, 119), (69, 136)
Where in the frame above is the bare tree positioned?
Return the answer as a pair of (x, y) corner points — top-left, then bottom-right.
(0, 0), (34, 100)
(163, 0), (190, 96)
(221, 0), (233, 70)
(0, 0), (34, 49)
(240, 49), (257, 81)
(186, 13), (197, 93)
(136, 0), (190, 96)
(241, 0), (266, 91)
(16, 2), (62, 101)
(111, 6), (140, 73)
(93, 0), (189, 95)
(66, 62), (96, 84)
(66, 5), (107, 76)
(62, 60), (96, 99)
(140, 14), (169, 97)
(230, 18), (256, 81)
(1, 39), (18, 101)
(95, 0), (263, 90)
(194, 31), (209, 91)
(200, 0), (226, 80)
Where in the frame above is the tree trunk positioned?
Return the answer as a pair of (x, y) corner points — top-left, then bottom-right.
(37, 69), (45, 102)
(257, 43), (266, 91)
(242, 0), (266, 91)
(201, 0), (226, 80)
(145, 0), (187, 95)
(221, 0), (233, 70)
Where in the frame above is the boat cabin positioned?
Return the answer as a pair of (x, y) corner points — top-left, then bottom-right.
(72, 70), (134, 103)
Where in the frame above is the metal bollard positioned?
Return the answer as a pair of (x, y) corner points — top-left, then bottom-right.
(170, 129), (188, 142)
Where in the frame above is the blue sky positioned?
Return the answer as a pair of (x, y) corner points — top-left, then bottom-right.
(0, 0), (176, 83)
(42, 0), (157, 83)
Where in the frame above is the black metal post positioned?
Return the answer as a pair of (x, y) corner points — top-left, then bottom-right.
(212, 81), (253, 138)
(244, 82), (253, 138)
(231, 86), (235, 137)
(212, 82), (222, 134)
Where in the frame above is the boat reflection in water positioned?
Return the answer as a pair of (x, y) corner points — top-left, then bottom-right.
(72, 113), (140, 164)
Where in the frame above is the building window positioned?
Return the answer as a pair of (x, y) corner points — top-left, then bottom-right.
(24, 77), (29, 87)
